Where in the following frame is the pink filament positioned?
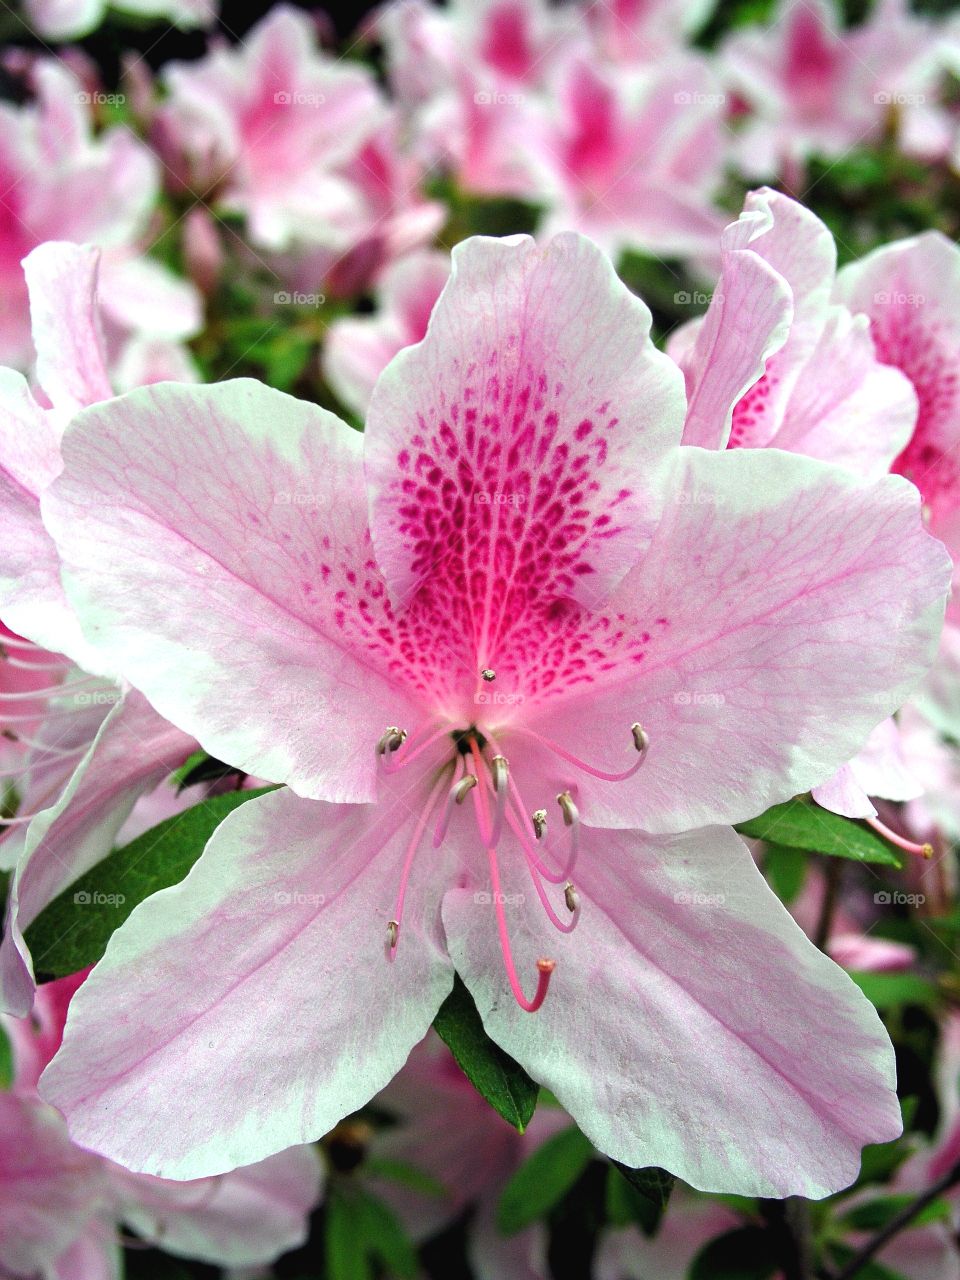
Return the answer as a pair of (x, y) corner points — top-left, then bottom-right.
(485, 836), (555, 1013)
(866, 814), (933, 859)
(432, 754), (466, 848)
(506, 810), (580, 934)
(379, 723), (449, 775)
(386, 769), (451, 960)
(515, 724), (647, 783)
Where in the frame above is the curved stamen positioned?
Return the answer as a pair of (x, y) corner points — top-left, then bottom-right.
(0, 736), (87, 758)
(486, 755), (509, 850)
(486, 836), (556, 1012)
(386, 768), (452, 960)
(468, 738), (494, 847)
(3, 657), (69, 672)
(378, 724), (450, 775)
(376, 726), (407, 766)
(515, 721), (650, 783)
(865, 815), (933, 860)
(555, 790), (581, 880)
(0, 677), (103, 701)
(433, 767), (477, 848)
(505, 810), (581, 935)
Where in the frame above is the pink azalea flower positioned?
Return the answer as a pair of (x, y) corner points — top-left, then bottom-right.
(0, 241), (198, 1017)
(520, 52), (728, 259)
(596, 1192), (740, 1280)
(720, 0), (946, 180)
(324, 249), (451, 418)
(0, 60), (199, 370)
(0, 972), (322, 1278)
(671, 187), (918, 473)
(157, 5), (441, 285)
(38, 231), (949, 1196)
(585, 0), (717, 64)
(23, 0), (217, 41)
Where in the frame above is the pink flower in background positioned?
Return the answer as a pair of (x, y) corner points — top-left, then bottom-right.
(0, 60), (201, 369)
(157, 4), (441, 284)
(720, 0), (945, 179)
(0, 971), (322, 1279)
(585, 0), (717, 64)
(324, 249), (450, 417)
(528, 53), (728, 260)
(35, 231), (949, 1196)
(24, 0), (218, 41)
(671, 187), (917, 470)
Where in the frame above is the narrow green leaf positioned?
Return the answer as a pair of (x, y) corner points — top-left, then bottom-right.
(433, 975), (539, 1132)
(608, 1163), (675, 1235)
(497, 1126), (594, 1235)
(736, 795), (903, 867)
(365, 1157), (447, 1199)
(689, 1226), (779, 1280)
(325, 1188), (371, 1280)
(360, 1192), (419, 1278)
(0, 1023), (12, 1090)
(763, 843), (808, 903)
(849, 970), (939, 1010)
(25, 788), (274, 979)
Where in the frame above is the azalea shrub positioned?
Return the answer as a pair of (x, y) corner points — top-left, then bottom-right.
(3, 1), (960, 1278)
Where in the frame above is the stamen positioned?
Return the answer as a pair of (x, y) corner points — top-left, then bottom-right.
(432, 762), (476, 848)
(487, 755), (509, 850)
(377, 726), (406, 757)
(385, 770), (451, 960)
(481, 668), (496, 682)
(532, 808), (547, 839)
(486, 836), (556, 1012)
(505, 811), (581, 935)
(564, 882), (579, 913)
(516, 722), (650, 783)
(555, 790), (581, 880)
(378, 724), (450, 775)
(865, 815), (933, 860)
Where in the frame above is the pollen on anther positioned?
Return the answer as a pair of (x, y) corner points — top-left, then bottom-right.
(564, 882), (579, 913)
(532, 808), (548, 839)
(481, 668), (496, 682)
(386, 920), (399, 949)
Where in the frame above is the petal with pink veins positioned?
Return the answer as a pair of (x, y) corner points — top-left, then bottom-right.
(508, 447), (950, 833)
(443, 823), (901, 1198)
(40, 781), (457, 1178)
(365, 231), (686, 611)
(43, 379), (422, 804)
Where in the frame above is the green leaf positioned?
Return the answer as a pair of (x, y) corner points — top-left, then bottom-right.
(25, 788), (274, 979)
(325, 1185), (417, 1280)
(433, 975), (539, 1132)
(365, 1157), (447, 1199)
(763, 843), (808, 903)
(840, 1193), (951, 1232)
(0, 1022), (11, 1090)
(849, 970), (939, 1011)
(607, 1163), (675, 1235)
(497, 1126), (594, 1234)
(736, 795), (903, 867)
(689, 1226), (779, 1280)
(325, 1188), (371, 1280)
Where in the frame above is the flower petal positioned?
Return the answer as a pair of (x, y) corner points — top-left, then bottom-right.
(43, 379), (423, 802)
(365, 231), (686, 613)
(41, 782), (455, 1178)
(443, 823), (901, 1198)
(509, 447), (950, 833)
